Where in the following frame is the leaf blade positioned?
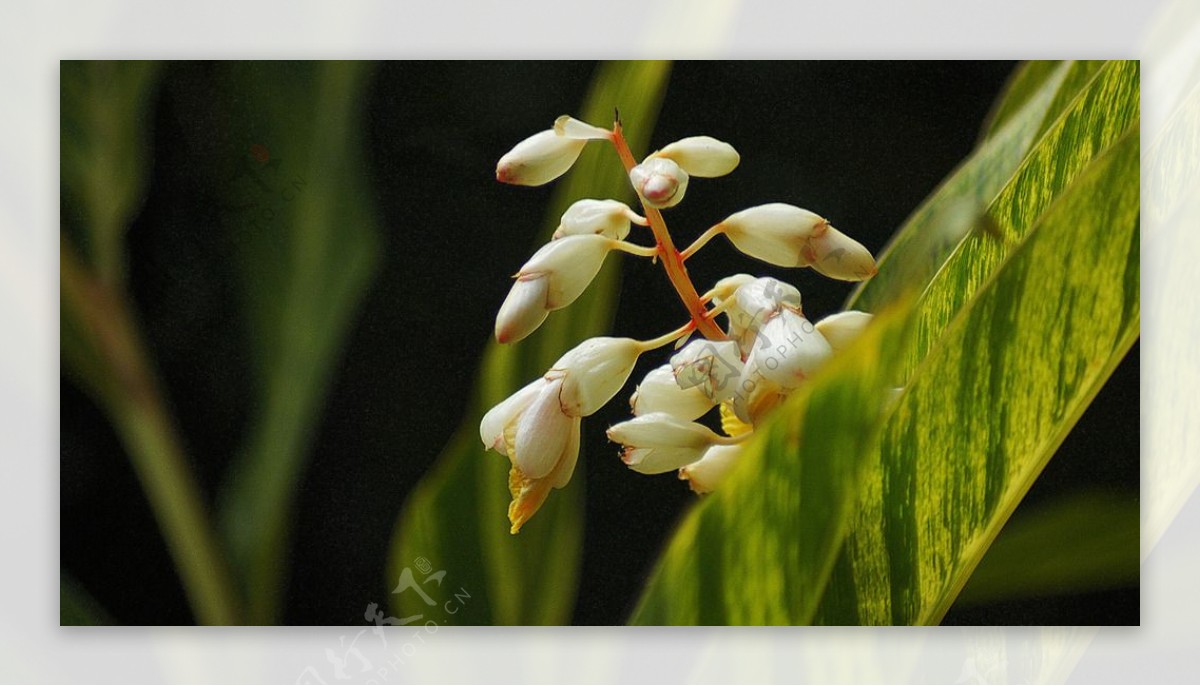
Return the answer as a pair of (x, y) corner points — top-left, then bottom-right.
(631, 61), (1140, 626)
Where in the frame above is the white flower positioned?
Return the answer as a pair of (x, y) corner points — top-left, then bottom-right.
(479, 378), (545, 454)
(479, 375), (581, 533)
(495, 234), (615, 343)
(804, 225), (878, 281)
(629, 156), (689, 209)
(670, 339), (743, 403)
(705, 273), (756, 307)
(814, 310), (873, 351)
(480, 333), (645, 533)
(654, 136), (740, 178)
(552, 337), (645, 417)
(745, 308), (833, 389)
(679, 444), (743, 494)
(630, 364), (714, 421)
(552, 199), (647, 241)
(607, 412), (726, 475)
(496, 130), (588, 187)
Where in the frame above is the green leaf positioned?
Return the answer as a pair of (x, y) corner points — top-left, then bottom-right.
(630, 299), (917, 625)
(631, 61), (1139, 625)
(61, 60), (160, 285)
(208, 62), (383, 623)
(388, 61), (672, 625)
(955, 491), (1139, 606)
(848, 60), (1115, 314)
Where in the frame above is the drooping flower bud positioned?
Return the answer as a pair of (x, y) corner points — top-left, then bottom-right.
(553, 336), (645, 417)
(814, 310), (874, 351)
(744, 308), (833, 389)
(552, 199), (647, 241)
(630, 364), (714, 421)
(553, 115), (611, 141)
(629, 156), (690, 209)
(717, 203), (827, 267)
(670, 339), (743, 403)
(607, 412), (725, 475)
(804, 226), (878, 281)
(679, 444), (743, 494)
(654, 136), (740, 178)
(495, 234), (615, 343)
(496, 130), (588, 187)
(495, 275), (550, 344)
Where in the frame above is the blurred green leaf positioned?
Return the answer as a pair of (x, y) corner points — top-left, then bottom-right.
(209, 62), (383, 623)
(956, 492), (1140, 606)
(632, 61), (1139, 624)
(388, 61), (672, 625)
(61, 60), (160, 285)
(61, 62), (240, 626)
(60, 574), (113, 626)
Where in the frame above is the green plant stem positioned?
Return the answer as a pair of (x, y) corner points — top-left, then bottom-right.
(61, 237), (241, 625)
(609, 122), (726, 340)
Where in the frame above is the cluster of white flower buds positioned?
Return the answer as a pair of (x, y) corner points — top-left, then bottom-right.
(484, 114), (878, 533)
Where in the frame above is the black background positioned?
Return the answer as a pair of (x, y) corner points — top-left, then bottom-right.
(60, 61), (1138, 626)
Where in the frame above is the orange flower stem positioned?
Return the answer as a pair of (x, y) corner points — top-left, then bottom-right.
(610, 121), (726, 341)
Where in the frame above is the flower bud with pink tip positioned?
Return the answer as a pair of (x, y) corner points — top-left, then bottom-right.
(495, 234), (616, 343)
(629, 157), (690, 209)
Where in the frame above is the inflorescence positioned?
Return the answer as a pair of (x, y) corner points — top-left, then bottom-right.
(482, 114), (878, 533)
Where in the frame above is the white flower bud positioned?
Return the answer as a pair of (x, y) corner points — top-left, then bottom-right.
(670, 339), (743, 403)
(653, 136), (740, 178)
(718, 203), (827, 267)
(552, 199), (647, 241)
(494, 274), (550, 344)
(679, 444), (743, 494)
(553, 115), (611, 141)
(553, 337), (644, 417)
(630, 364), (714, 421)
(805, 225), (878, 281)
(607, 412), (723, 475)
(629, 157), (689, 209)
(745, 309), (833, 389)
(496, 130), (587, 186)
(727, 276), (802, 355)
(814, 310), (874, 351)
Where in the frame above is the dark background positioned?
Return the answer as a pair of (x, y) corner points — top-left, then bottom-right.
(60, 61), (1139, 625)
